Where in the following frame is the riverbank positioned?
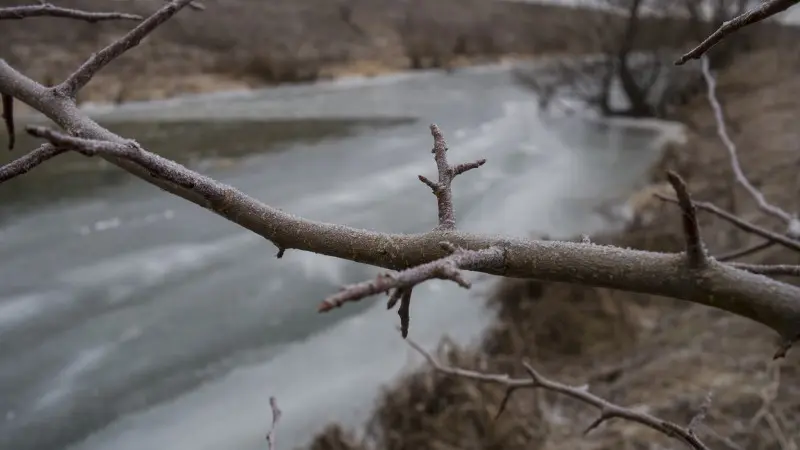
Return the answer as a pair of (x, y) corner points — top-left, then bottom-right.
(3, 0), (607, 105)
(306, 47), (800, 450)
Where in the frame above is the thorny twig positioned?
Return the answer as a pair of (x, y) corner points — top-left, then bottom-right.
(418, 124), (485, 230)
(319, 241), (502, 337)
(676, 0), (800, 65)
(406, 338), (712, 450)
(0, 2), (142, 21)
(667, 171), (707, 267)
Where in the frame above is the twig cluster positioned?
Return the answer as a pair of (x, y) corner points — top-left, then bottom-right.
(1, 0), (800, 448)
(406, 338), (713, 450)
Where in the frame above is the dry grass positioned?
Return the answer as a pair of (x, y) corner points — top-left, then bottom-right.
(306, 47), (800, 450)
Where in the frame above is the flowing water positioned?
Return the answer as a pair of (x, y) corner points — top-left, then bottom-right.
(0, 64), (683, 450)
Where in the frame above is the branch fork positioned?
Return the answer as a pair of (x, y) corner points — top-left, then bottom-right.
(418, 124), (485, 230)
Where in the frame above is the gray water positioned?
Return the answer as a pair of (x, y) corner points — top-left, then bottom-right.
(0, 64), (682, 450)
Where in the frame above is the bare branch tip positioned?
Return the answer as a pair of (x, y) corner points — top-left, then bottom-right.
(1, 94), (14, 151)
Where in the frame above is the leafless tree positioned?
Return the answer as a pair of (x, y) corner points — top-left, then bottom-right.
(1, 1), (800, 449)
(514, 0), (765, 118)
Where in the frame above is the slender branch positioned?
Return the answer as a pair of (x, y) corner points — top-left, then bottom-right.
(418, 124), (485, 230)
(716, 240), (775, 262)
(0, 3), (142, 21)
(729, 263), (800, 277)
(57, 0), (197, 97)
(265, 396), (282, 450)
(0, 143), (67, 182)
(666, 171), (707, 267)
(701, 56), (800, 237)
(1, 93), (13, 150)
(657, 195), (800, 254)
(676, 0), (800, 65)
(406, 339), (712, 450)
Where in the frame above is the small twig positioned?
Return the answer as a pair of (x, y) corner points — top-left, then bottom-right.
(689, 391), (713, 433)
(57, 0), (198, 97)
(701, 56), (800, 237)
(716, 240), (775, 262)
(397, 288), (413, 338)
(0, 143), (67, 183)
(1, 93), (13, 150)
(0, 3), (142, 21)
(406, 338), (712, 450)
(318, 242), (502, 312)
(676, 0), (800, 65)
(418, 124), (485, 230)
(729, 263), (800, 277)
(657, 195), (800, 254)
(265, 396), (282, 450)
(666, 171), (707, 267)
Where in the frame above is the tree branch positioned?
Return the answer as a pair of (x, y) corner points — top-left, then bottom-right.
(2, 0), (800, 355)
(0, 3), (142, 21)
(57, 0), (197, 97)
(716, 240), (775, 262)
(676, 0), (800, 65)
(729, 263), (800, 277)
(658, 194), (800, 254)
(700, 56), (800, 237)
(0, 143), (67, 182)
(406, 338), (713, 450)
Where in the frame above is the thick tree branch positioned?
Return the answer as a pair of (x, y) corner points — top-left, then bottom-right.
(701, 56), (800, 237)
(407, 339), (712, 450)
(676, 0), (800, 65)
(57, 0), (197, 97)
(2, 0), (800, 354)
(0, 3), (142, 21)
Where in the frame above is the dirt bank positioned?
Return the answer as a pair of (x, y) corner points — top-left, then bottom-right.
(305, 47), (800, 450)
(2, 0), (611, 105)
